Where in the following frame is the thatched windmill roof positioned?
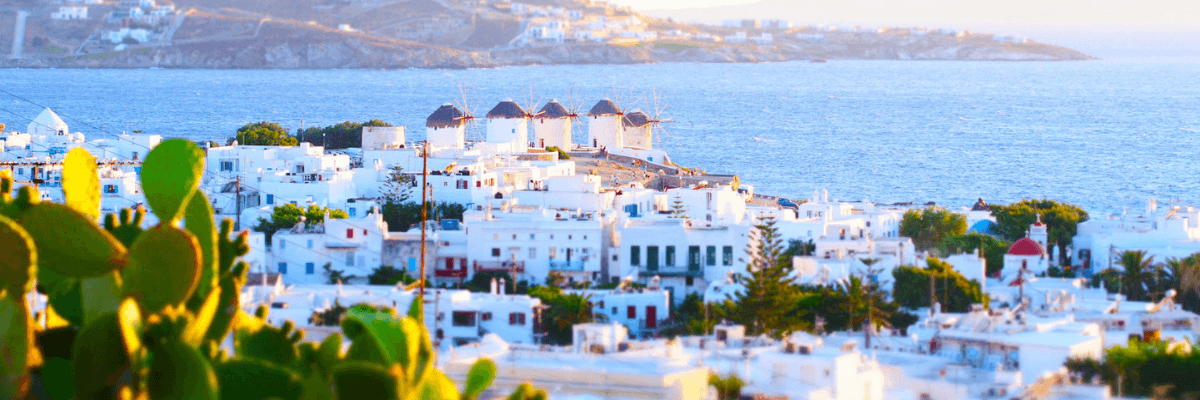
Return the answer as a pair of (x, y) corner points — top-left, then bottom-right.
(587, 98), (621, 116)
(426, 103), (466, 129)
(486, 99), (527, 119)
(536, 99), (571, 119)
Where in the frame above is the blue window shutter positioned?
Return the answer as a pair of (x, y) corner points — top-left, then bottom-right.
(408, 258), (417, 271)
(266, 194), (274, 204)
(306, 263), (315, 275)
(278, 263), (287, 274)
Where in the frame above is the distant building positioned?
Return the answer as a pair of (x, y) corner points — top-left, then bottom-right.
(51, 6), (88, 20)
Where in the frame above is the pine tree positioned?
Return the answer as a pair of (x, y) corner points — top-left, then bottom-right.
(380, 166), (413, 205)
(669, 193), (687, 219)
(728, 217), (811, 337)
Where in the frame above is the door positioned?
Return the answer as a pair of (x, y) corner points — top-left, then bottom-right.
(646, 246), (659, 271)
(645, 306), (657, 329)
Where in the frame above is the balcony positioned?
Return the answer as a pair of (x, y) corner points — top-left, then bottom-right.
(473, 260), (525, 273)
(549, 260), (585, 271)
(434, 268), (467, 278)
(642, 266), (702, 277)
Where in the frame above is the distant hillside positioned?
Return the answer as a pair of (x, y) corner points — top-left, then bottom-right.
(0, 0), (1092, 69)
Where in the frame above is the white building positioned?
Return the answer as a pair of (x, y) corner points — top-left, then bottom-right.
(586, 99), (623, 149)
(254, 208), (389, 284)
(463, 200), (610, 285)
(51, 6), (88, 20)
(426, 103), (468, 150)
(206, 142), (355, 218)
(1072, 199), (1200, 273)
(531, 99), (573, 149)
(567, 285), (671, 337)
(621, 110), (653, 149)
(484, 99), (529, 153)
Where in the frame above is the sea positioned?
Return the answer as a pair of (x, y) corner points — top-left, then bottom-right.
(2, 60), (1198, 217)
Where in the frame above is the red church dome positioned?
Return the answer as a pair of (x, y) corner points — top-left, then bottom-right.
(1007, 237), (1046, 256)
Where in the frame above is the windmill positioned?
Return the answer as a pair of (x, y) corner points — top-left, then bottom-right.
(646, 87), (675, 151)
(452, 79), (483, 144)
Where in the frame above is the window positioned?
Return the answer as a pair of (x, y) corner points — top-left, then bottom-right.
(451, 311), (476, 327)
(548, 247), (557, 260)
(646, 246), (659, 271)
(266, 194), (274, 204)
(688, 246), (701, 271)
(348, 208), (356, 217)
(630, 246), (641, 266)
(481, 312), (492, 321)
(364, 229), (368, 236)
(280, 240), (286, 249)
(103, 185), (118, 194)
(686, 276), (695, 286)
(706, 246), (717, 266)
(220, 160), (234, 171)
(307, 240), (313, 249)
(627, 306), (636, 319)
(513, 234), (517, 240)
(347, 229), (354, 239)
(665, 246), (676, 266)
(444, 258), (454, 270)
(345, 252), (354, 267)
(278, 262), (287, 274)
(723, 246), (734, 266)
(492, 248), (501, 257)
(305, 262), (315, 275)
(611, 307), (617, 315)
(529, 247), (537, 259)
(530, 234), (536, 240)
(509, 313), (526, 325)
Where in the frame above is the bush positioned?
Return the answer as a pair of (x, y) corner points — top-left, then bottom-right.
(297, 120), (392, 150)
(0, 144), (533, 399)
(367, 265), (415, 285)
(545, 146), (570, 159)
(892, 258), (988, 312)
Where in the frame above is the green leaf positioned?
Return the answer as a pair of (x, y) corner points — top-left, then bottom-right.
(0, 214), (36, 296)
(123, 226), (202, 313)
(204, 261), (246, 344)
(332, 362), (399, 399)
(462, 359), (496, 400)
(42, 357), (75, 400)
(214, 358), (304, 400)
(316, 334), (343, 378)
(19, 203), (127, 278)
(420, 370), (461, 400)
(233, 315), (300, 366)
(41, 270), (84, 327)
(147, 340), (220, 400)
(185, 192), (218, 311)
(340, 307), (414, 367)
(140, 139), (205, 223)
(0, 299), (32, 399)
(116, 298), (144, 363)
(79, 272), (122, 326)
(72, 313), (130, 400)
(63, 147), (101, 220)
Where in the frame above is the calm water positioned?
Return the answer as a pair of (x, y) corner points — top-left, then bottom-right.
(2, 60), (1199, 216)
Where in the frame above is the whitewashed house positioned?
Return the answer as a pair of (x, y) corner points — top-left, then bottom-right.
(567, 285), (671, 336)
(463, 200), (610, 285)
(51, 6), (88, 20)
(260, 209), (389, 284)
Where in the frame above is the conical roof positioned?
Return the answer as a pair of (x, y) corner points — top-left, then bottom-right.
(426, 103), (466, 129)
(486, 99), (527, 119)
(29, 108), (68, 134)
(587, 99), (621, 116)
(623, 110), (651, 127)
(536, 99), (571, 119)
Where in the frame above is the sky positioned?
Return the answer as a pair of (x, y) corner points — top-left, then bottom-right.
(614, 0), (1200, 58)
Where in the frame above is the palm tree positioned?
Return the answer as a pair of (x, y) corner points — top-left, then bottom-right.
(1165, 254), (1200, 310)
(1117, 250), (1155, 301)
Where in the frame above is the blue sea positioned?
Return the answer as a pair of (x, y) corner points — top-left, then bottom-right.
(2, 60), (1199, 217)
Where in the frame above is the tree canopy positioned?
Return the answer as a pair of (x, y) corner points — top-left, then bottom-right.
(380, 201), (465, 232)
(899, 206), (967, 251)
(724, 218), (815, 338)
(989, 199), (1088, 264)
(527, 285), (593, 345)
(892, 257), (988, 312)
(937, 232), (1010, 277)
(297, 120), (392, 150)
(252, 203), (348, 244)
(232, 121), (297, 146)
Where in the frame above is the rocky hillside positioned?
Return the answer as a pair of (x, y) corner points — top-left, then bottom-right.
(0, 0), (1092, 69)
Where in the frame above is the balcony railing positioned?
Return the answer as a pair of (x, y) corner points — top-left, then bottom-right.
(473, 260), (525, 273)
(549, 260), (585, 271)
(434, 268), (468, 278)
(642, 266), (703, 277)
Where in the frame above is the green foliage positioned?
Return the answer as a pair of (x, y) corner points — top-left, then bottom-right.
(297, 120), (392, 150)
(937, 232), (1009, 277)
(783, 238), (816, 258)
(1066, 339), (1200, 398)
(1117, 250), (1156, 301)
(899, 206), (967, 251)
(708, 373), (745, 400)
(323, 263), (355, 284)
(659, 293), (716, 337)
(380, 201), (466, 232)
(0, 146), (528, 399)
(233, 121), (298, 146)
(528, 285), (593, 344)
(892, 258), (988, 312)
(726, 218), (813, 337)
(252, 203), (348, 244)
(1091, 268), (1122, 293)
(369, 266), (416, 285)
(545, 146), (571, 160)
(990, 199), (1088, 265)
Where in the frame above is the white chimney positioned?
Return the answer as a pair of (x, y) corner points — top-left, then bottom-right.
(490, 278), (498, 295)
(499, 278), (507, 296)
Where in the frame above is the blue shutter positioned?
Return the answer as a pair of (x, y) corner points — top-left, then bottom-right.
(278, 263), (287, 274)
(306, 262), (315, 275)
(408, 258), (417, 271)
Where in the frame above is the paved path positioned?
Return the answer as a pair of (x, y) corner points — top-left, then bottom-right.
(10, 11), (27, 59)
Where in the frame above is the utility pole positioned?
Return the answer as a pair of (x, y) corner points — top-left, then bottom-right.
(420, 141), (429, 298)
(234, 176), (241, 231)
